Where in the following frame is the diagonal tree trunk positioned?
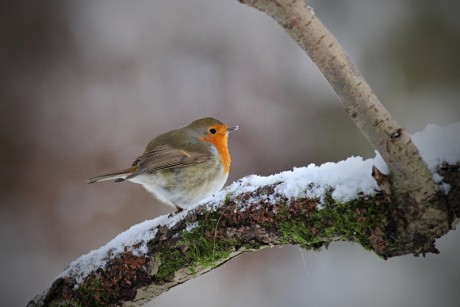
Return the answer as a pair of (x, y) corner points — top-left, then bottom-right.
(238, 0), (449, 246)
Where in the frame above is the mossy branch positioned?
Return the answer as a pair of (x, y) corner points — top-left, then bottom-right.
(238, 0), (449, 258)
(28, 163), (459, 306)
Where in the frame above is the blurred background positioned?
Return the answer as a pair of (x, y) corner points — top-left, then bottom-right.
(1, 0), (459, 306)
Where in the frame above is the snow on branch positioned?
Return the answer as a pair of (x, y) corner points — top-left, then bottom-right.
(28, 123), (460, 306)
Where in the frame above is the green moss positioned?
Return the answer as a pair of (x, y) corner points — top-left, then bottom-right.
(224, 193), (232, 205)
(154, 248), (187, 280)
(184, 232), (235, 269)
(50, 301), (80, 307)
(154, 211), (237, 281)
(154, 194), (391, 282)
(75, 278), (114, 306)
(277, 196), (390, 252)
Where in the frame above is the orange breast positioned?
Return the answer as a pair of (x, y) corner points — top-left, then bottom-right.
(199, 125), (231, 174)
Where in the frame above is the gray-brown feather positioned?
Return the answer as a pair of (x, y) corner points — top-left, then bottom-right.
(127, 139), (212, 179)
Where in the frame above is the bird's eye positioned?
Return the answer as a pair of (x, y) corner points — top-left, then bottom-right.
(209, 128), (217, 134)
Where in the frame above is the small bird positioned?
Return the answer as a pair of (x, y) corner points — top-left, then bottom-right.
(88, 117), (237, 212)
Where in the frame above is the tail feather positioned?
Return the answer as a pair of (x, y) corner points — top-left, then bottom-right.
(87, 166), (137, 184)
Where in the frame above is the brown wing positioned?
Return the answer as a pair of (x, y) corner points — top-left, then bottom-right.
(126, 144), (211, 179)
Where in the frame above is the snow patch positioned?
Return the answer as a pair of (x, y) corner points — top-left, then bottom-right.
(60, 211), (188, 284)
(211, 155), (381, 208)
(412, 122), (460, 171)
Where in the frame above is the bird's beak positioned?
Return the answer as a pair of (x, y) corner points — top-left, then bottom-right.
(227, 126), (238, 132)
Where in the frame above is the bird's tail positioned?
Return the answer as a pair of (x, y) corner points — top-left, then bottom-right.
(87, 166), (137, 184)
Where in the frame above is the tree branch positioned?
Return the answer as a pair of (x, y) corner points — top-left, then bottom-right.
(238, 0), (449, 252)
(28, 153), (459, 306)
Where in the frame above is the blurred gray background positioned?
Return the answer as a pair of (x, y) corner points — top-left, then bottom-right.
(1, 0), (460, 306)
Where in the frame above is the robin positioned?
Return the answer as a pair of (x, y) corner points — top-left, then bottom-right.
(88, 117), (238, 212)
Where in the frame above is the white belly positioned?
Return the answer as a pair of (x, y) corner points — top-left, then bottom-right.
(129, 165), (228, 210)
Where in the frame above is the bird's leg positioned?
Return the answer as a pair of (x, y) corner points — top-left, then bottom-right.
(168, 205), (183, 218)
